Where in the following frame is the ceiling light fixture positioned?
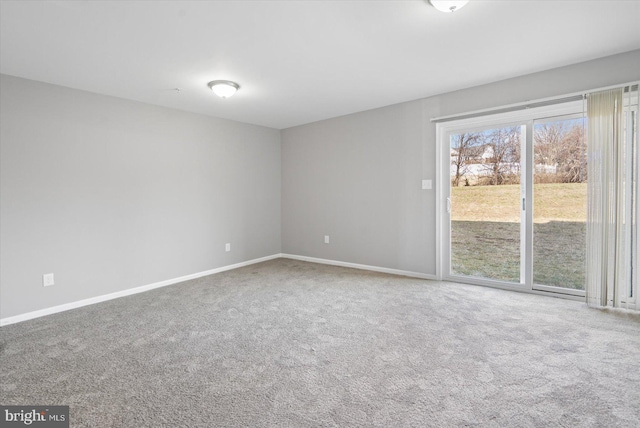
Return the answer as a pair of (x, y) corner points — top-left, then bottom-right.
(429, 0), (469, 13)
(207, 80), (240, 99)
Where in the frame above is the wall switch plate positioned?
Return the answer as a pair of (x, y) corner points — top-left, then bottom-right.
(324, 235), (330, 244)
(422, 179), (433, 190)
(225, 243), (231, 252)
(43, 273), (55, 287)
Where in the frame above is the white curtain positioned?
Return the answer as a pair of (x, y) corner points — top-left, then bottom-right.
(586, 86), (638, 310)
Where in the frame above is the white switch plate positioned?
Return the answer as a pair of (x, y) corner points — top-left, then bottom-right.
(43, 273), (55, 287)
(422, 179), (432, 190)
(225, 243), (231, 252)
(324, 235), (330, 244)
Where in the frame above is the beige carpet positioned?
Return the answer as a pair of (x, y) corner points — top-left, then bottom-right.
(1, 258), (639, 427)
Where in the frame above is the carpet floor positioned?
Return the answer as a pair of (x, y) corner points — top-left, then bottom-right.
(1, 258), (639, 427)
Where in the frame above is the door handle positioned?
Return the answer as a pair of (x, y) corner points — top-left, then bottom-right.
(447, 197), (451, 213)
(522, 197), (525, 211)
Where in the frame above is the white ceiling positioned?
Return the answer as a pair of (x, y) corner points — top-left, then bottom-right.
(1, 0), (639, 129)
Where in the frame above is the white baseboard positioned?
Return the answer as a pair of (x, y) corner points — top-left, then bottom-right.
(1, 253), (435, 327)
(281, 253), (436, 280)
(0, 254), (281, 327)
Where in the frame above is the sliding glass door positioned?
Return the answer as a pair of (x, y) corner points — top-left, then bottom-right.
(441, 101), (587, 295)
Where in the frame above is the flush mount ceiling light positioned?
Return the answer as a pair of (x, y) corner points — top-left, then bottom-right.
(207, 80), (240, 99)
(429, 0), (469, 13)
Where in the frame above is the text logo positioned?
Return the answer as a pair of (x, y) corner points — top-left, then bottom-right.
(1, 406), (69, 427)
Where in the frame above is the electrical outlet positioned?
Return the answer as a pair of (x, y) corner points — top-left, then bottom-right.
(324, 235), (330, 244)
(43, 273), (55, 287)
(225, 243), (231, 252)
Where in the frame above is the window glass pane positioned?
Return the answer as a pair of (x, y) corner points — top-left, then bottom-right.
(533, 115), (586, 290)
(450, 126), (522, 283)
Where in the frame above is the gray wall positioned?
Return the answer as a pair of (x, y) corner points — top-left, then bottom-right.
(281, 101), (429, 273)
(3, 50), (639, 320)
(1, 74), (281, 319)
(281, 49), (640, 275)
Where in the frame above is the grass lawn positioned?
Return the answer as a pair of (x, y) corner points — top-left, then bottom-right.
(450, 183), (586, 289)
(451, 183), (587, 222)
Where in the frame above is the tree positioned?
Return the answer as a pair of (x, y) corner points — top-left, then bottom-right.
(481, 126), (521, 185)
(534, 122), (564, 170)
(450, 133), (480, 187)
(557, 123), (587, 183)
(534, 120), (587, 183)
